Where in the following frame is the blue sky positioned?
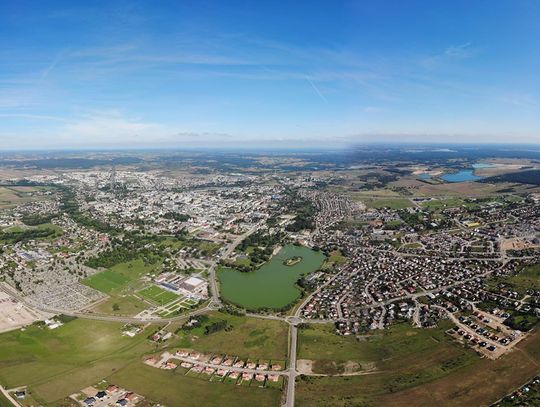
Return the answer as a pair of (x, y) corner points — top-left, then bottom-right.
(0, 0), (539, 149)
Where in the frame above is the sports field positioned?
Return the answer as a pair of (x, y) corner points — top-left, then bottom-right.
(138, 285), (179, 305)
(83, 259), (153, 294)
(83, 259), (160, 316)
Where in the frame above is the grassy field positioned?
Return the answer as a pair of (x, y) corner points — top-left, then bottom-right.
(138, 285), (179, 305)
(0, 186), (53, 209)
(0, 315), (286, 406)
(360, 198), (413, 209)
(169, 312), (289, 360)
(0, 391), (12, 407)
(109, 362), (281, 407)
(0, 318), (154, 404)
(488, 263), (540, 295)
(83, 259), (154, 294)
(507, 263), (540, 291)
(421, 198), (464, 210)
(298, 321), (475, 375)
(296, 321), (540, 407)
(94, 294), (149, 316)
(83, 259), (163, 316)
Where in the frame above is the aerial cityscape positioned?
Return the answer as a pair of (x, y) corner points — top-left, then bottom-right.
(1, 1), (539, 407)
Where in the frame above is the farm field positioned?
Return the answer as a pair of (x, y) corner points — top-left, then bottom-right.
(0, 186), (53, 209)
(0, 318), (154, 404)
(218, 245), (325, 310)
(169, 312), (289, 360)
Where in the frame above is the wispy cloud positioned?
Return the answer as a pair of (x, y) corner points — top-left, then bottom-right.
(42, 51), (67, 77)
(0, 113), (67, 121)
(422, 42), (478, 68)
(444, 42), (475, 58)
(305, 76), (328, 103)
(498, 93), (540, 109)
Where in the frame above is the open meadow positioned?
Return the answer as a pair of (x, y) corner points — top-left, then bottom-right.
(296, 321), (540, 406)
(0, 318), (155, 404)
(167, 311), (289, 360)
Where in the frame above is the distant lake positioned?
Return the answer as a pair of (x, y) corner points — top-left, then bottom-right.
(472, 163), (497, 169)
(442, 170), (484, 183)
(218, 245), (325, 310)
(441, 162), (499, 183)
(419, 173), (432, 180)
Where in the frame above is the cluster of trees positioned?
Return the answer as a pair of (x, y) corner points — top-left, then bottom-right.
(284, 193), (316, 232)
(508, 248), (540, 257)
(0, 227), (57, 243)
(356, 171), (400, 190)
(85, 245), (139, 269)
(238, 230), (284, 251)
(480, 169), (540, 186)
(504, 312), (539, 332)
(163, 212), (191, 222)
(180, 315), (209, 331)
(21, 213), (58, 226)
(204, 319), (231, 335)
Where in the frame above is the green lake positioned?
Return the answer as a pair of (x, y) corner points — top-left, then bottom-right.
(218, 245), (325, 310)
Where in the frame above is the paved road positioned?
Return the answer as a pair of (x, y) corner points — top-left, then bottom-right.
(0, 386), (22, 407)
(283, 323), (299, 407)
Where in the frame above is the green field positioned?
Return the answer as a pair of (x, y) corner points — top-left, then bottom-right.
(0, 315), (286, 406)
(361, 198), (413, 209)
(298, 321), (475, 375)
(0, 391), (12, 407)
(109, 362), (281, 407)
(488, 263), (540, 295)
(421, 198), (465, 210)
(296, 321), (540, 406)
(0, 318), (154, 404)
(94, 294), (149, 316)
(218, 245), (325, 310)
(83, 259), (154, 294)
(170, 312), (289, 360)
(138, 285), (179, 305)
(83, 259), (164, 316)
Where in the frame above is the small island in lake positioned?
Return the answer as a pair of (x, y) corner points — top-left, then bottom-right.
(284, 256), (302, 266)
